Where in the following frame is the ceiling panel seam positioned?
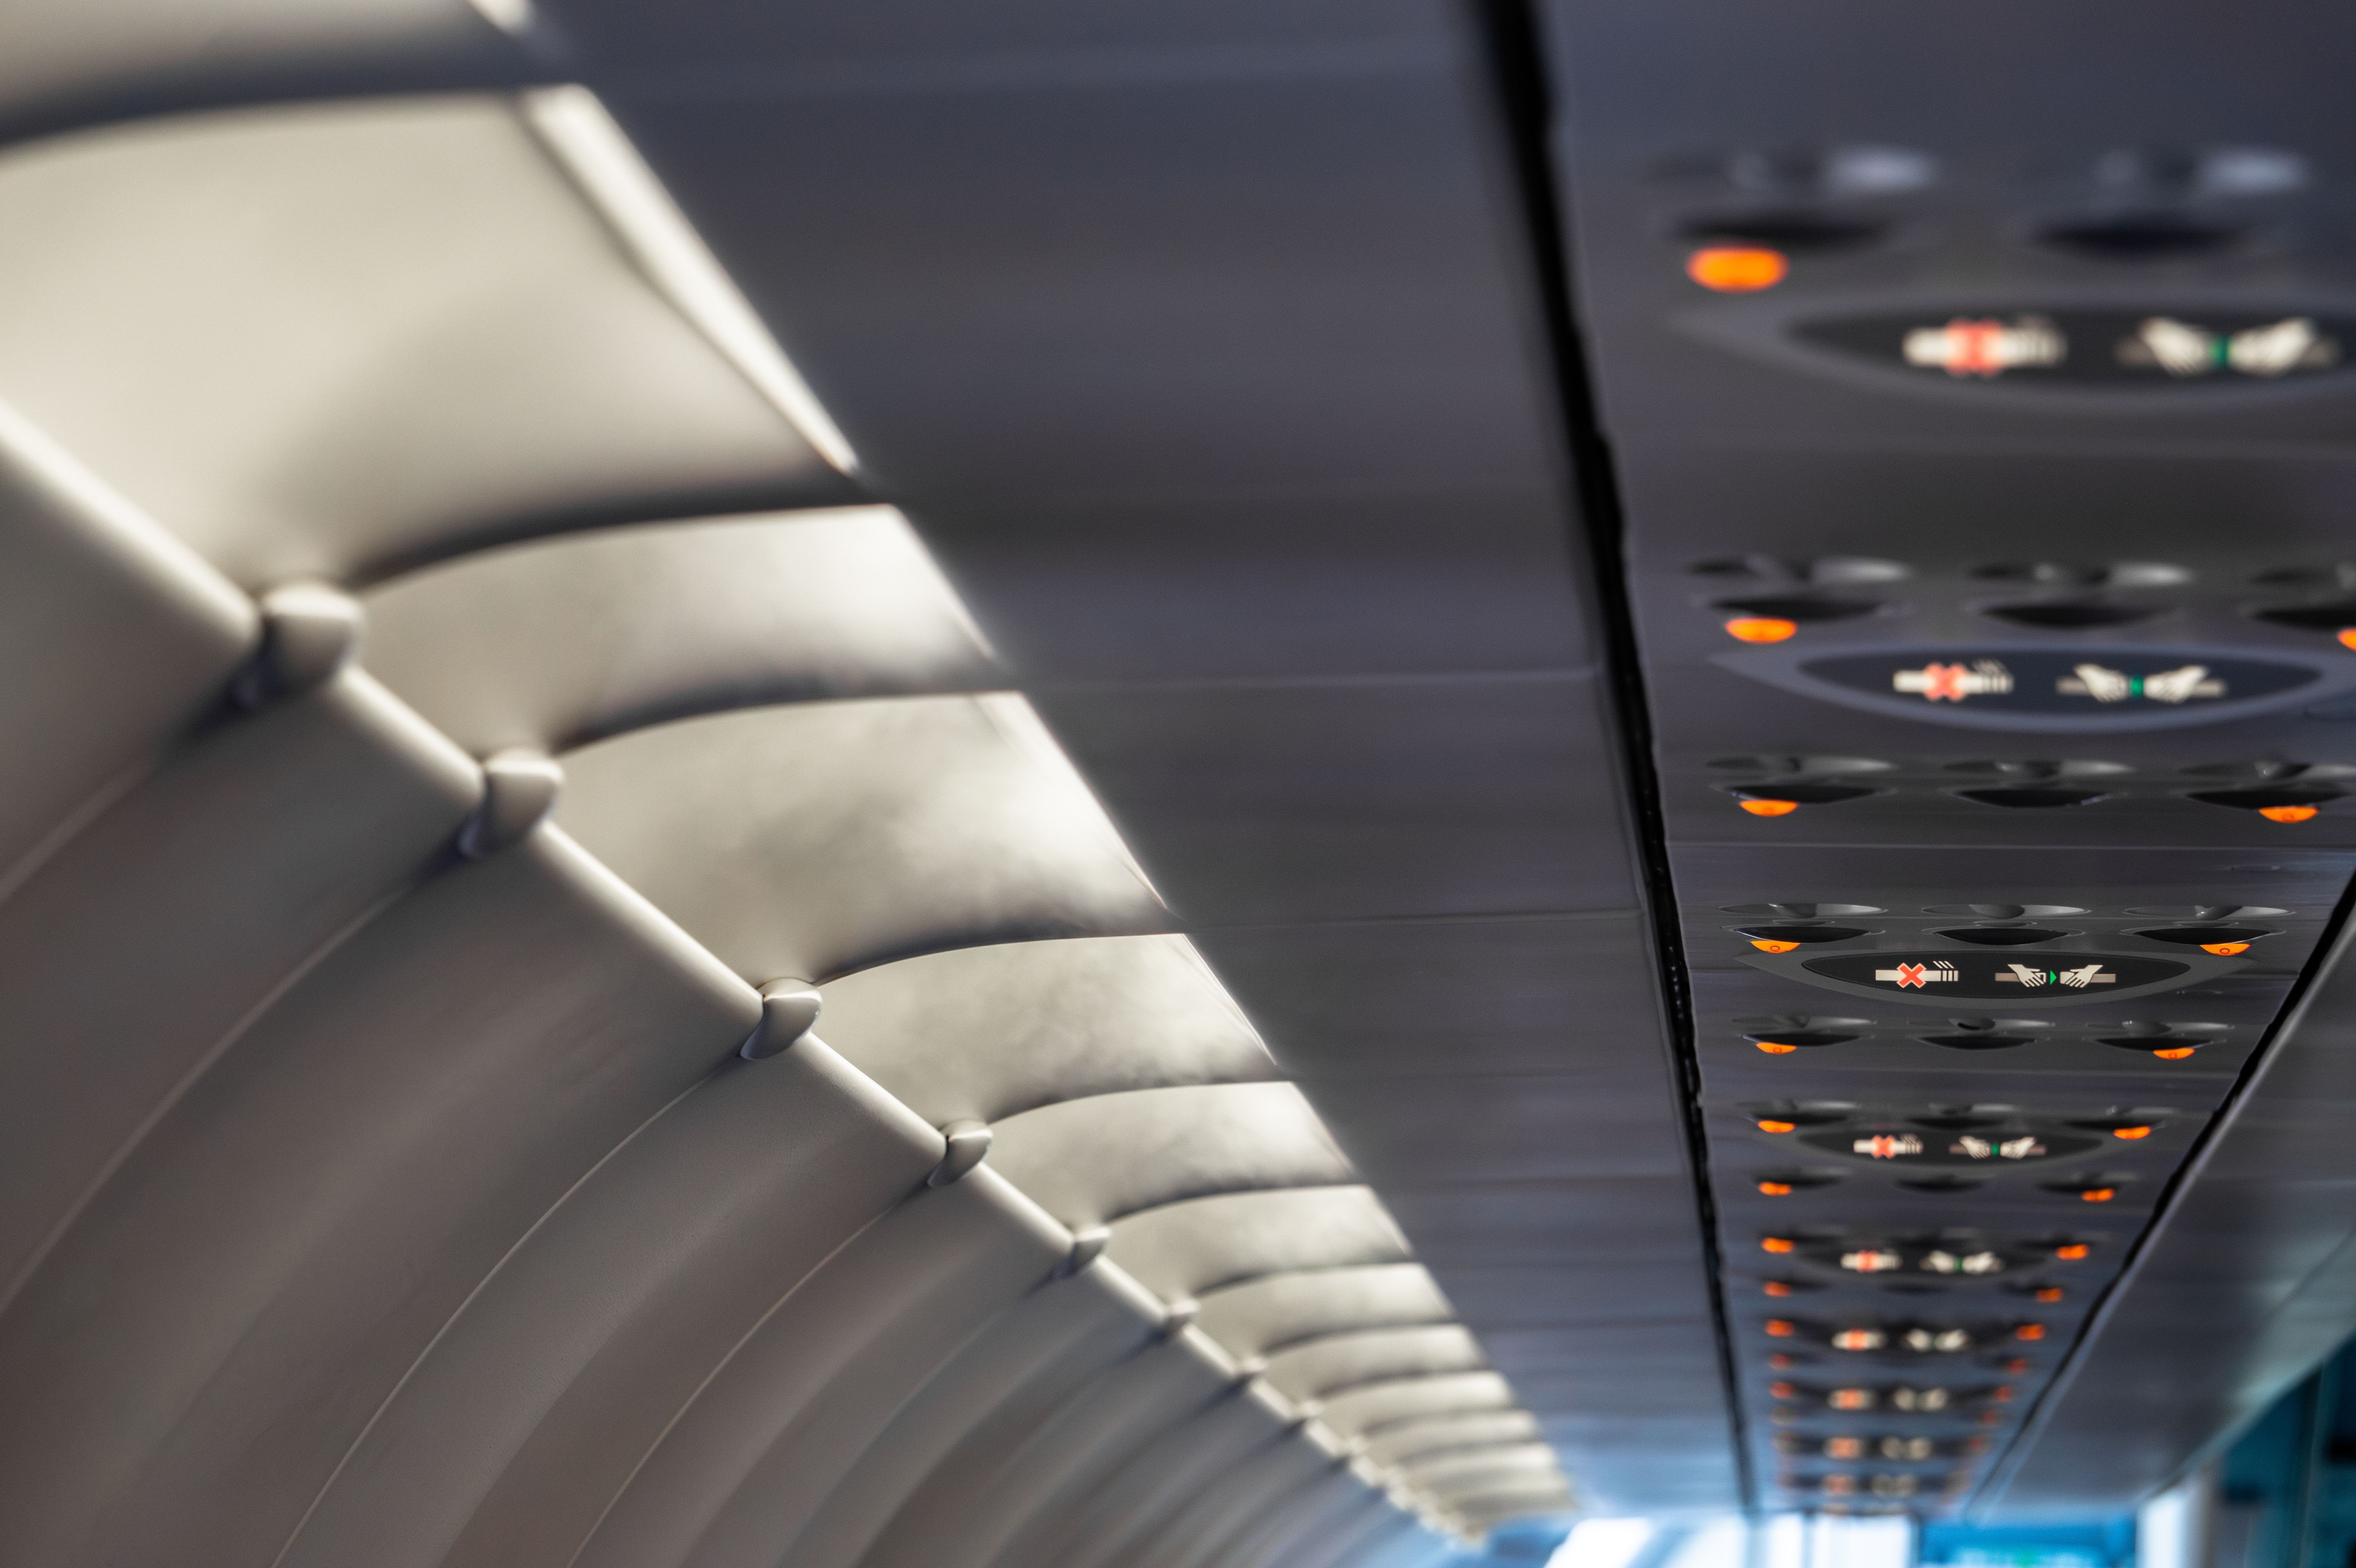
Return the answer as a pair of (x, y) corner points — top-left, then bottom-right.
(1972, 873), (2356, 1514)
(1460, 0), (1750, 1505)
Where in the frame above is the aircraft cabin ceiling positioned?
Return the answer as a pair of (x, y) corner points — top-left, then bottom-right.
(1, 2), (2352, 1563)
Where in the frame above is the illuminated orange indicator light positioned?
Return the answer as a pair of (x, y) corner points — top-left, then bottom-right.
(2111, 1125), (2154, 1140)
(2338, 628), (2356, 651)
(1758, 1118), (1797, 1134)
(1763, 1236), (1797, 1254)
(2014, 1324), (2047, 1342)
(2260, 804), (2321, 823)
(1725, 616), (1800, 645)
(2001, 1359), (2032, 1376)
(1765, 1281), (1795, 1298)
(1993, 1385), (2016, 1402)
(1750, 939), (1803, 954)
(1741, 798), (1803, 818)
(2153, 1046), (2198, 1060)
(2054, 1244), (2091, 1261)
(1770, 1381), (1798, 1400)
(2079, 1187), (2118, 1203)
(2034, 1287), (2066, 1303)
(1756, 1041), (1800, 1055)
(1688, 245), (1790, 294)
(1769, 1353), (1797, 1369)
(2201, 941), (2252, 956)
(1765, 1318), (1797, 1337)
(1759, 1180), (1796, 1195)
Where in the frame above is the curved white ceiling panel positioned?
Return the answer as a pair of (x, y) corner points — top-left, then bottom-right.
(1408, 1445), (1562, 1493)
(1267, 1326), (1491, 1407)
(0, 832), (759, 1568)
(1364, 1410), (1543, 1469)
(0, 671), (478, 1305)
(1139, 1439), (1353, 1568)
(988, 1082), (1356, 1230)
(975, 1355), (1256, 1567)
(0, 96), (834, 586)
(878, 1330), (1240, 1568)
(1195, 1263), (1456, 1359)
(362, 506), (996, 753)
(1214, 1467), (1379, 1568)
(1054, 1383), (1304, 1568)
(1107, 1185), (1415, 1300)
(274, 1040), (943, 1568)
(852, 1300), (1206, 1568)
(566, 1169), (1073, 1568)
(782, 1263), (1169, 1568)
(1453, 1486), (1579, 1535)
(1, 0), (527, 141)
(0, 409), (256, 878)
(1316, 1371), (1519, 1442)
(819, 933), (1277, 1125)
(1306, 1506), (1429, 1568)
(557, 694), (1168, 982)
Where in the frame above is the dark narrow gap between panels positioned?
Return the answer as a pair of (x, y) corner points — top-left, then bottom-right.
(1970, 867), (2356, 1515)
(1463, 0), (1758, 1510)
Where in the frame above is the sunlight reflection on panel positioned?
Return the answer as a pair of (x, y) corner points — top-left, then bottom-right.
(525, 85), (859, 474)
(1549, 1517), (1655, 1568)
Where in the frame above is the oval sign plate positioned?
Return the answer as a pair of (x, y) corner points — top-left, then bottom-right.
(1737, 945), (2245, 1006)
(1716, 643), (2349, 732)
